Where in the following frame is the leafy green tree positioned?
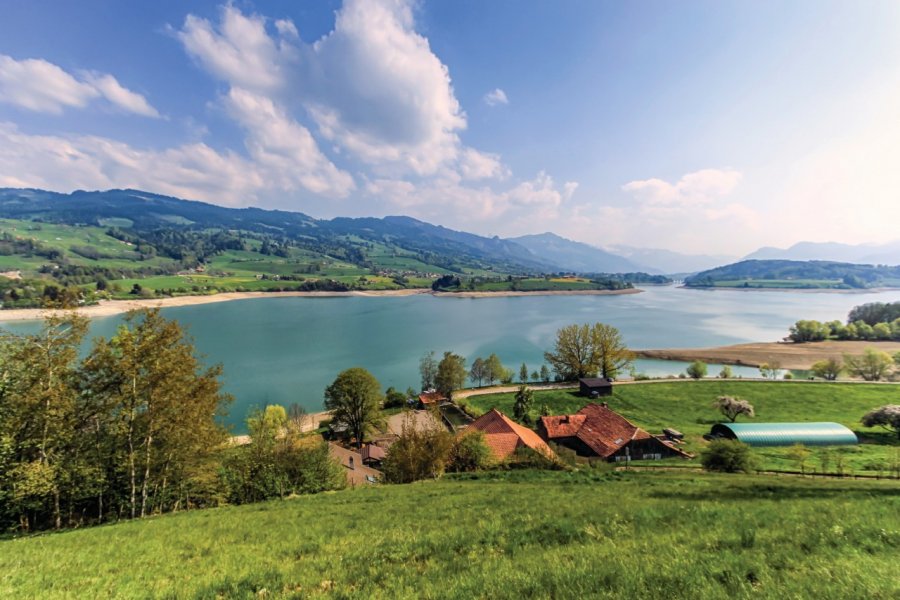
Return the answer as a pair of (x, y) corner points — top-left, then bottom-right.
(861, 405), (900, 439)
(531, 370), (540, 382)
(844, 348), (894, 381)
(788, 320), (830, 343)
(712, 396), (754, 422)
(540, 364), (550, 382)
(718, 365), (733, 379)
(513, 386), (534, 425)
(543, 323), (633, 380)
(419, 351), (437, 391)
(811, 358), (843, 380)
(873, 322), (892, 340)
(324, 368), (384, 449)
(469, 357), (486, 387)
(700, 440), (755, 473)
(787, 444), (811, 474)
(435, 352), (467, 399)
(384, 386), (407, 409)
(519, 363), (529, 383)
(686, 360), (707, 379)
(484, 353), (505, 386)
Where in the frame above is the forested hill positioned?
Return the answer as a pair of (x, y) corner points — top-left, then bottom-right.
(684, 259), (900, 289)
(0, 188), (569, 274)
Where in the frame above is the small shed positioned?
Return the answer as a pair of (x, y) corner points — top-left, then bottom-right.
(709, 422), (858, 447)
(578, 377), (613, 397)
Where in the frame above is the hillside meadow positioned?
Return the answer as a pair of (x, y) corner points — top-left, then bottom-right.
(461, 381), (900, 474)
(0, 470), (897, 599)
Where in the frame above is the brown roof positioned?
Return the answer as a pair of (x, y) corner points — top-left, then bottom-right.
(418, 391), (446, 405)
(468, 409), (556, 461)
(361, 444), (386, 462)
(541, 403), (688, 458)
(579, 378), (613, 387)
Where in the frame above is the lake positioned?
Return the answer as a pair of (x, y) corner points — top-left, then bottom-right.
(4, 285), (900, 431)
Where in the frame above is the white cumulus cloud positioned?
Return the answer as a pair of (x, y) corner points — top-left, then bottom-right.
(0, 54), (159, 117)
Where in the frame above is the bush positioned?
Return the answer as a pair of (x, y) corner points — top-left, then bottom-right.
(700, 440), (756, 473)
(447, 430), (494, 472)
(686, 360), (707, 379)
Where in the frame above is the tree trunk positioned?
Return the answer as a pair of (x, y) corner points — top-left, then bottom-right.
(140, 432), (153, 518)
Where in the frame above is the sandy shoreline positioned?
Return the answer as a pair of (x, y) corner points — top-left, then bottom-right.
(636, 340), (900, 370)
(0, 287), (641, 322)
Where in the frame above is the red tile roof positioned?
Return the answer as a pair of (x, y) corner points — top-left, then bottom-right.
(540, 403), (689, 459)
(361, 444), (386, 462)
(468, 409), (557, 461)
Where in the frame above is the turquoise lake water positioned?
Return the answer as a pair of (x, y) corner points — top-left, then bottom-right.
(4, 285), (900, 431)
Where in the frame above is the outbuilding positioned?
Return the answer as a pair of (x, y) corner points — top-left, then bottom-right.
(578, 377), (613, 397)
(709, 422), (858, 447)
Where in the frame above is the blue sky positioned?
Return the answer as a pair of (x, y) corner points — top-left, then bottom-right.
(1, 0), (899, 254)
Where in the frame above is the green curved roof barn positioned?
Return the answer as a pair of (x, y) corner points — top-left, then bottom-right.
(710, 422), (858, 447)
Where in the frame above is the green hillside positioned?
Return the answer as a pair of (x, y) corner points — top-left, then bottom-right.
(0, 470), (896, 599)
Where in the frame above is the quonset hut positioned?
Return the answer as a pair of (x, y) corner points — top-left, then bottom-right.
(709, 422), (857, 447)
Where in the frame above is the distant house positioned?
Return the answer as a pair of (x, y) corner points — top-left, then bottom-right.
(417, 391), (447, 408)
(578, 378), (613, 398)
(360, 443), (386, 468)
(467, 409), (557, 462)
(328, 443), (382, 486)
(539, 403), (690, 462)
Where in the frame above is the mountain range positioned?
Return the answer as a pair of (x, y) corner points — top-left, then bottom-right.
(1, 188), (896, 275)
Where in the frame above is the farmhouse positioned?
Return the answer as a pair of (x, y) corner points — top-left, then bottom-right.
(328, 443), (381, 486)
(467, 409), (557, 462)
(579, 377), (613, 397)
(418, 391), (447, 408)
(709, 422), (858, 447)
(539, 403), (690, 461)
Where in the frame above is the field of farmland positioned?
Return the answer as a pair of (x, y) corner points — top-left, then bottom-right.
(461, 381), (900, 474)
(0, 470), (896, 599)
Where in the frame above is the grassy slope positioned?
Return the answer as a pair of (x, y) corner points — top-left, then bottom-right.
(0, 471), (897, 599)
(462, 381), (900, 473)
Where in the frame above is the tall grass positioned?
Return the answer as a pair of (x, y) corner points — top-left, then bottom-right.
(1, 470), (897, 599)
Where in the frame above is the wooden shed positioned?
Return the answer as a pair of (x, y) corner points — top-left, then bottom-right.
(578, 377), (613, 397)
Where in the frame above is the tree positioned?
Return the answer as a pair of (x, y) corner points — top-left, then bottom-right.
(700, 440), (755, 473)
(861, 405), (900, 439)
(543, 323), (633, 380)
(382, 411), (453, 483)
(719, 365), (733, 379)
(447, 430), (493, 472)
(540, 364), (550, 382)
(787, 444), (811, 474)
(844, 348), (894, 381)
(324, 368), (384, 449)
(484, 353), (505, 386)
(788, 320), (830, 343)
(384, 386), (407, 409)
(435, 352), (467, 399)
(712, 396), (755, 422)
(686, 360), (707, 379)
(513, 386), (534, 425)
(811, 358), (843, 381)
(419, 351), (437, 391)
(759, 362), (781, 379)
(519, 362), (529, 383)
(530, 370), (540, 382)
(469, 357), (486, 387)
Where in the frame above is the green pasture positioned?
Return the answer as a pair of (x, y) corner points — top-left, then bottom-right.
(0, 470), (896, 599)
(462, 381), (900, 474)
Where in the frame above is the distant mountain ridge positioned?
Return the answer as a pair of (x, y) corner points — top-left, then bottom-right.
(744, 240), (900, 266)
(509, 232), (646, 273)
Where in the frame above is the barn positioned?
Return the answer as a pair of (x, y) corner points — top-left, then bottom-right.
(709, 422), (858, 447)
(578, 377), (613, 397)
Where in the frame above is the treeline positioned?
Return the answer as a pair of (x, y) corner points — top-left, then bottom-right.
(788, 302), (900, 342)
(0, 310), (230, 531)
(686, 260), (900, 288)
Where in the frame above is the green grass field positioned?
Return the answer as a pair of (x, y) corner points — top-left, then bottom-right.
(0, 470), (896, 599)
(462, 381), (900, 474)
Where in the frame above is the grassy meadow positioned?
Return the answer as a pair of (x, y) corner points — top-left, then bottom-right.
(0, 470), (897, 599)
(462, 381), (900, 474)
